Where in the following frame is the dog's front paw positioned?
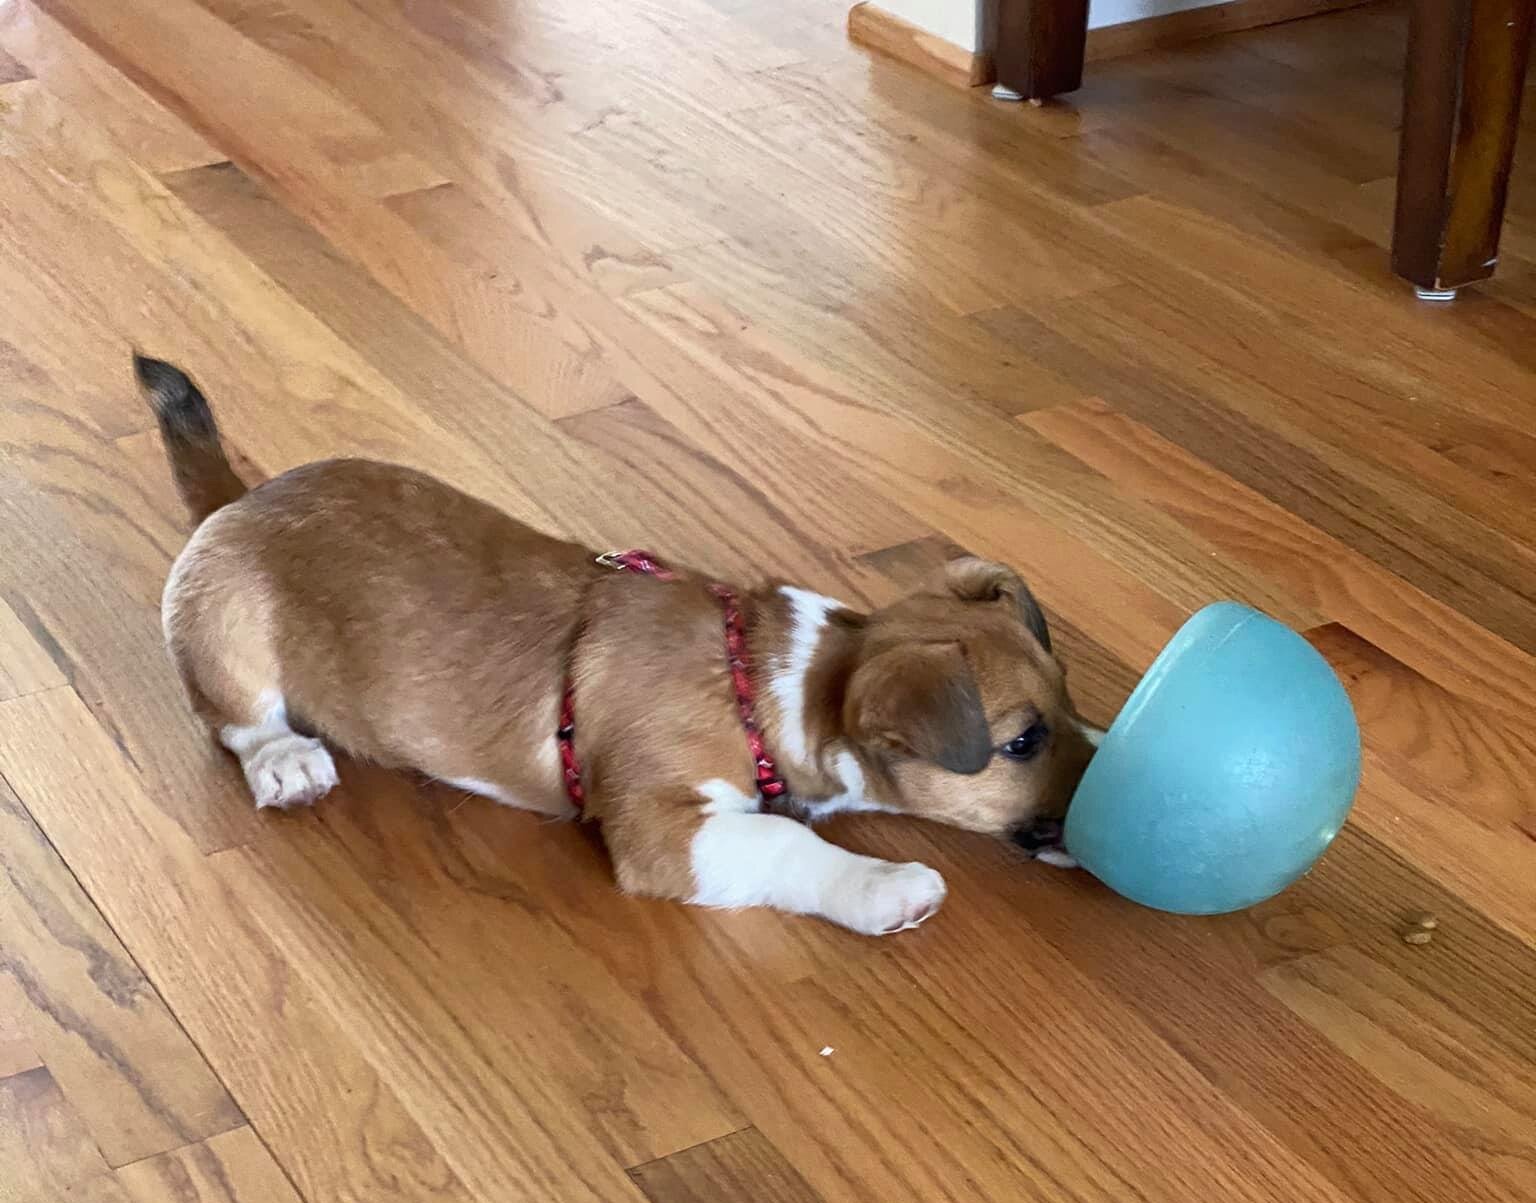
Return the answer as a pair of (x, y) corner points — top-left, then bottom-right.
(830, 861), (947, 936)
(245, 736), (338, 809)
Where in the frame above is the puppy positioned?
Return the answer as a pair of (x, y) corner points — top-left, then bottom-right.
(141, 355), (1098, 935)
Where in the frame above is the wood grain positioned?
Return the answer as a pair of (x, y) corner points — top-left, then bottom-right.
(0, 1003), (42, 1079)
(860, 820), (1536, 1203)
(0, 2), (218, 174)
(1025, 399), (1536, 723)
(640, 870), (1358, 1203)
(0, 689), (481, 1203)
(114, 1126), (304, 1203)
(1087, 0), (1376, 61)
(0, 596), (66, 701)
(0, 779), (242, 1167)
(629, 1127), (825, 1203)
(0, 45), (31, 86)
(159, 162), (903, 593)
(1307, 623), (1534, 833)
(211, 826), (721, 1198)
(1, 3), (1535, 1202)
(0, 1065), (120, 1202)
(986, 284), (1536, 657)
(1262, 946), (1536, 1197)
(235, 760), (746, 1169)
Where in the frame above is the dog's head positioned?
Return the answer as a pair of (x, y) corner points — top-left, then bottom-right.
(842, 557), (1098, 843)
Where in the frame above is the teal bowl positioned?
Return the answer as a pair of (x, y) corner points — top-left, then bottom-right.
(1063, 602), (1361, 915)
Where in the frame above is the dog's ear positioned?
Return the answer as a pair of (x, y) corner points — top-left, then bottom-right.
(943, 556), (1052, 653)
(844, 642), (992, 774)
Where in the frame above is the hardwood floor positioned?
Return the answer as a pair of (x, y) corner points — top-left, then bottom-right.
(0, 1), (1532, 1200)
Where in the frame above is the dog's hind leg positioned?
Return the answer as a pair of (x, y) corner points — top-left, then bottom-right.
(164, 516), (338, 810)
(218, 690), (338, 810)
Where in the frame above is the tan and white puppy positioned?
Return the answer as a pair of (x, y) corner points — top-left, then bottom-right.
(141, 355), (1098, 936)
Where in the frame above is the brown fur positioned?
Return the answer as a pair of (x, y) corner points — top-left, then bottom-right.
(826, 564), (1094, 834)
(144, 357), (1095, 918)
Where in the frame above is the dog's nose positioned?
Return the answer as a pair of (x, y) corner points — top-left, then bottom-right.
(1011, 817), (1064, 851)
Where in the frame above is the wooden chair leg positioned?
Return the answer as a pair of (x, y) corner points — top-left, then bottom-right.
(993, 0), (1091, 101)
(1392, 0), (1535, 296)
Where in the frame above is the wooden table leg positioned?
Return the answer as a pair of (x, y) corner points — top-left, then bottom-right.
(1392, 0), (1535, 297)
(993, 0), (1091, 101)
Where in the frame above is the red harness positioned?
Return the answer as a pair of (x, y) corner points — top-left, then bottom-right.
(557, 550), (789, 812)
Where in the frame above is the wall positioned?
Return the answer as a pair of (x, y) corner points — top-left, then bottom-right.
(1088, 0), (1227, 29)
(870, 0), (1231, 52)
(872, 0), (990, 51)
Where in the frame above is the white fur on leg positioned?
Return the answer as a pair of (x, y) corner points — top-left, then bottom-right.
(690, 808), (946, 936)
(220, 692), (338, 810)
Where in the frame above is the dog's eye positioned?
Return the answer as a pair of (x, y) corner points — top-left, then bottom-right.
(1002, 721), (1050, 761)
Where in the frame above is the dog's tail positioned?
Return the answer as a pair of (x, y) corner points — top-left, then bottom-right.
(134, 353), (249, 524)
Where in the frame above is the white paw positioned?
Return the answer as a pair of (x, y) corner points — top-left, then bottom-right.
(244, 736), (338, 810)
(831, 861), (947, 936)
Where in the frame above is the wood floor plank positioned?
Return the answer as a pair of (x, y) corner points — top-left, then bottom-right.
(0, 45), (31, 86)
(45, 0), (1305, 651)
(1308, 624), (1535, 836)
(841, 819), (1535, 1203)
(373, 178), (680, 418)
(210, 0), (756, 251)
(0, 1066), (118, 1202)
(0, 2), (219, 174)
(1300, 624), (1536, 944)
(659, 235), (1093, 421)
(557, 399), (886, 600)
(0, 779), (243, 1167)
(1270, 824), (1536, 1065)
(1025, 398), (1536, 723)
(39, 0), (1245, 631)
(613, 280), (1317, 657)
(0, 371), (190, 609)
(0, 454), (267, 855)
(171, 0), (645, 420)
(113, 1126), (304, 1203)
(153, 161), (634, 544)
(1346, 757), (1536, 950)
(379, 194), (934, 560)
(0, 689), (480, 1203)
(0, 77), (551, 523)
(242, 760), (745, 1169)
(641, 878), (1357, 1203)
(1063, 272), (1536, 548)
(2, 3), (1535, 1203)
(1261, 947), (1536, 1199)
(573, 79), (1113, 316)
(80, 0), (717, 311)
(210, 823), (683, 1200)
(0, 997), (43, 1079)
(628, 1128), (824, 1203)
(0, 595), (67, 701)
(160, 160), (915, 588)
(985, 293), (1536, 656)
(1084, 193), (1536, 445)
(755, 57), (1143, 211)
